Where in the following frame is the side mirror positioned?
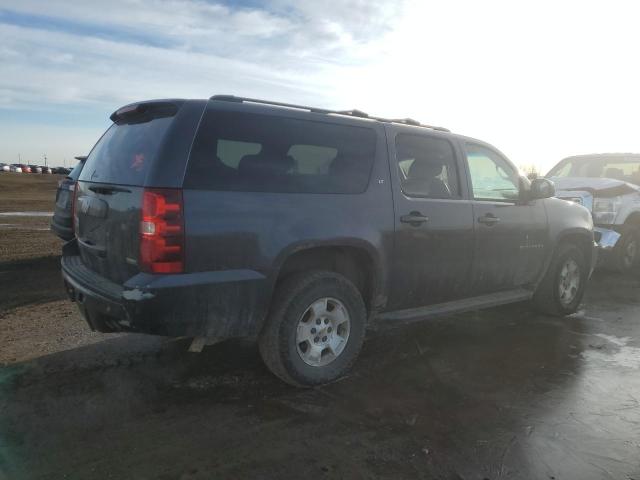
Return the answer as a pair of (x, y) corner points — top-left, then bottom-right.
(529, 177), (556, 200)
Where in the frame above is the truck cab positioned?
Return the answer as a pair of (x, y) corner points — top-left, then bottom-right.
(548, 153), (640, 273)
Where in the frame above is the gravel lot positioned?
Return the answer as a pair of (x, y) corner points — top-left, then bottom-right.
(0, 173), (118, 365)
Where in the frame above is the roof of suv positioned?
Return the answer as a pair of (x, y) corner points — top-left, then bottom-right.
(111, 95), (452, 135)
(111, 96), (511, 159)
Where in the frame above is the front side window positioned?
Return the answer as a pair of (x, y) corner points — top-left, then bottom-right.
(395, 134), (460, 198)
(466, 143), (520, 201)
(185, 109), (376, 194)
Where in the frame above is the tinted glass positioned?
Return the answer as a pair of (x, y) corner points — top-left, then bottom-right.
(548, 156), (640, 184)
(67, 160), (85, 181)
(466, 143), (519, 201)
(185, 109), (376, 193)
(79, 116), (173, 185)
(395, 134), (460, 198)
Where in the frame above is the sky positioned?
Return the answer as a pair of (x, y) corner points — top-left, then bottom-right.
(1, 0), (639, 172)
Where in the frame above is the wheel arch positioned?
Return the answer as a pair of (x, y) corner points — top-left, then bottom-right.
(556, 229), (594, 261)
(536, 228), (594, 289)
(269, 241), (386, 318)
(623, 211), (640, 227)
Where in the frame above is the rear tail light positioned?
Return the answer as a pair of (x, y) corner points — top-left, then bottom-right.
(71, 181), (79, 234)
(139, 188), (184, 274)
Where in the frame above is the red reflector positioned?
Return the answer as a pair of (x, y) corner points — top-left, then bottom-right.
(139, 188), (184, 274)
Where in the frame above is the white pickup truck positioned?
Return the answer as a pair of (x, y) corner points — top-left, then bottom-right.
(547, 153), (640, 273)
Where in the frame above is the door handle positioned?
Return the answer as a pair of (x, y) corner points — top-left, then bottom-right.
(400, 211), (429, 226)
(477, 214), (500, 226)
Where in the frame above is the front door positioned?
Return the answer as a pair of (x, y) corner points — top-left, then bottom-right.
(387, 130), (475, 310)
(463, 142), (548, 293)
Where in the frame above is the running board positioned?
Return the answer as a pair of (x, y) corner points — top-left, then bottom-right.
(375, 288), (533, 325)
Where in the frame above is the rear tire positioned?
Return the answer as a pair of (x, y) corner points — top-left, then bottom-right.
(258, 271), (367, 387)
(533, 243), (588, 316)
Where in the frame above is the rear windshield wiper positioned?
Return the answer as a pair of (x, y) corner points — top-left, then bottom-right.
(88, 185), (131, 195)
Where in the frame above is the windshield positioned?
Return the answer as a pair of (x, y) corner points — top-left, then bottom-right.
(548, 156), (640, 184)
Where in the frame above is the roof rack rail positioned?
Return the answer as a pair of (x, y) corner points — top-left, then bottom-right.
(210, 95), (450, 132)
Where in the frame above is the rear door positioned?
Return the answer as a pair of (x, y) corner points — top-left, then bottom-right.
(75, 103), (182, 284)
(463, 142), (548, 293)
(387, 129), (475, 310)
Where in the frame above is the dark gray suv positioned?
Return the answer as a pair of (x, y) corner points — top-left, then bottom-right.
(62, 95), (595, 386)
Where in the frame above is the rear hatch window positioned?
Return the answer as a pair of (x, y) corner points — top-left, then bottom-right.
(67, 159), (85, 181)
(80, 116), (173, 186)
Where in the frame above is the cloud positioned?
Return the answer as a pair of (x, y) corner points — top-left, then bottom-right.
(0, 0), (405, 110)
(0, 0), (407, 162)
(2, 0), (640, 168)
(0, 0), (402, 60)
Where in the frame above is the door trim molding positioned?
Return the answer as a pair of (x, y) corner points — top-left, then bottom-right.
(374, 288), (533, 325)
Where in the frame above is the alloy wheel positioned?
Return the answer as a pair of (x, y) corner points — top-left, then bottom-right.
(296, 297), (351, 367)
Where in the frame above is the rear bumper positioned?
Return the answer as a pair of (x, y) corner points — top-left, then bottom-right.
(61, 252), (270, 338)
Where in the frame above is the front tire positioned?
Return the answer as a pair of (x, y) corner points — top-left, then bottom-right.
(533, 243), (588, 316)
(258, 271), (367, 387)
(613, 226), (640, 274)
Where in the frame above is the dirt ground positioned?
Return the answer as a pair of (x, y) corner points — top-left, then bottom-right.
(0, 173), (114, 365)
(1, 274), (639, 480)
(1, 173), (640, 480)
(0, 175), (62, 271)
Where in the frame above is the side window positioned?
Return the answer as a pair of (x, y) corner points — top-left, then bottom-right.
(548, 160), (572, 177)
(217, 140), (261, 169)
(465, 143), (520, 201)
(395, 134), (460, 199)
(287, 145), (337, 174)
(185, 109), (376, 194)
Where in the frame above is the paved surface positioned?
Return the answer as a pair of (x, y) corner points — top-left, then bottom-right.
(1, 272), (640, 480)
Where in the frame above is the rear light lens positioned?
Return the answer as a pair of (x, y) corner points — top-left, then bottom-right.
(71, 181), (79, 234)
(139, 188), (184, 274)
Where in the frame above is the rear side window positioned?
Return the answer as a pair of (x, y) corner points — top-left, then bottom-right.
(395, 134), (460, 198)
(79, 116), (173, 185)
(185, 109), (376, 193)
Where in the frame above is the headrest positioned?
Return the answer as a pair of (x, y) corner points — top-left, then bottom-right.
(408, 159), (443, 179)
(238, 152), (294, 178)
(328, 154), (351, 175)
(604, 167), (624, 180)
